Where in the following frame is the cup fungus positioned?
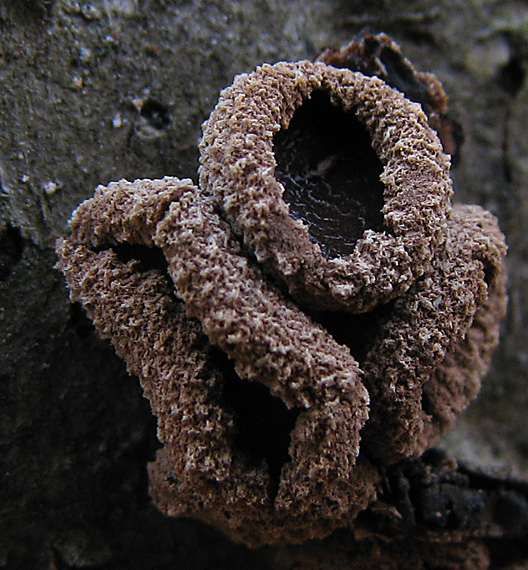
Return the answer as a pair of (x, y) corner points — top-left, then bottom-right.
(56, 58), (507, 548)
(200, 61), (453, 312)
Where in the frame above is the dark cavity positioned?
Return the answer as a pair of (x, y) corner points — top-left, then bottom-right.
(97, 242), (178, 299)
(212, 347), (301, 501)
(308, 298), (395, 366)
(140, 98), (171, 130)
(273, 89), (387, 259)
(112, 242), (169, 273)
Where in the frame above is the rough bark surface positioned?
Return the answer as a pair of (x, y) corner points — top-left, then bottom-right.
(1, 0), (528, 568)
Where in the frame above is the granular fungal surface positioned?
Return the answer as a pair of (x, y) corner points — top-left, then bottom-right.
(56, 59), (507, 549)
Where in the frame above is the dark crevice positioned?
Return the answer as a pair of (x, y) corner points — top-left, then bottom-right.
(209, 347), (301, 501)
(307, 299), (396, 366)
(482, 261), (494, 288)
(376, 44), (432, 105)
(273, 89), (388, 259)
(94, 242), (178, 299)
(421, 387), (435, 417)
(111, 242), (169, 274)
(0, 224), (25, 281)
(69, 302), (97, 339)
(471, 253), (496, 288)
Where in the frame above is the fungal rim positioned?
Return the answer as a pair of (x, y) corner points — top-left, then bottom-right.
(199, 61), (453, 312)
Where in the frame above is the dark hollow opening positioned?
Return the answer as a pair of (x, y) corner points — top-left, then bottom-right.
(210, 347), (301, 500)
(421, 386), (436, 417)
(273, 89), (388, 259)
(481, 260), (495, 288)
(97, 242), (177, 297)
(140, 98), (171, 130)
(111, 242), (169, 274)
(308, 299), (396, 366)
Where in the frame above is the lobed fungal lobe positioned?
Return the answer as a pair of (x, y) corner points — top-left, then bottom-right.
(56, 57), (507, 548)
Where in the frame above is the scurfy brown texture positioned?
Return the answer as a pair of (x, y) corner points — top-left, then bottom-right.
(200, 61), (453, 312)
(56, 60), (507, 549)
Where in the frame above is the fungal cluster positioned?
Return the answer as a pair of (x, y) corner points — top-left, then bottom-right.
(56, 57), (506, 547)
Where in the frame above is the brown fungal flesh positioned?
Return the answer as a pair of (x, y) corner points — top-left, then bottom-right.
(57, 177), (377, 547)
(359, 206), (507, 461)
(316, 31), (463, 158)
(199, 61), (453, 312)
(56, 58), (508, 549)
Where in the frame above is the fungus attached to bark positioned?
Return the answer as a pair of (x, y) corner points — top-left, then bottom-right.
(316, 31), (464, 159)
(56, 57), (507, 549)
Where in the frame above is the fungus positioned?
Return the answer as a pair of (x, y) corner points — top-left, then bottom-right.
(56, 58), (507, 548)
(199, 61), (453, 312)
(316, 31), (464, 159)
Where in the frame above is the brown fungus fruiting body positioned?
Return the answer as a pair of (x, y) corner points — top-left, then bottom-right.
(56, 58), (507, 549)
(199, 61), (453, 312)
